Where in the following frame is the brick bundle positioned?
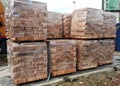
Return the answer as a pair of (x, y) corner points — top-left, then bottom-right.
(71, 8), (116, 39)
(76, 40), (100, 70)
(7, 40), (48, 84)
(6, 0), (48, 85)
(98, 39), (115, 65)
(5, 0), (47, 41)
(5, 3), (116, 85)
(47, 12), (63, 38)
(102, 12), (116, 37)
(4, 7), (10, 38)
(76, 39), (115, 70)
(49, 40), (76, 76)
(63, 14), (72, 38)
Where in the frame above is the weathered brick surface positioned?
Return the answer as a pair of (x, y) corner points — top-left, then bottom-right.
(63, 14), (72, 38)
(71, 8), (116, 39)
(7, 40), (48, 84)
(47, 12), (63, 38)
(98, 39), (115, 65)
(76, 39), (115, 70)
(102, 12), (116, 37)
(76, 40), (99, 70)
(5, 0), (47, 41)
(49, 40), (76, 76)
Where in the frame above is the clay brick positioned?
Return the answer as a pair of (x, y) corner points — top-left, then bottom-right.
(7, 40), (48, 84)
(63, 14), (72, 38)
(49, 40), (76, 76)
(76, 40), (99, 70)
(47, 12), (63, 38)
(71, 8), (116, 39)
(98, 39), (115, 65)
(5, 0), (47, 41)
(76, 39), (115, 70)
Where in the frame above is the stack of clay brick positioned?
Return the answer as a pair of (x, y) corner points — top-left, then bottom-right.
(47, 12), (77, 77)
(7, 40), (48, 84)
(6, 1), (116, 84)
(47, 12), (63, 38)
(98, 39), (115, 65)
(49, 40), (76, 76)
(75, 39), (115, 70)
(6, 0), (48, 85)
(68, 8), (115, 69)
(71, 8), (116, 38)
(5, 0), (47, 41)
(62, 14), (72, 38)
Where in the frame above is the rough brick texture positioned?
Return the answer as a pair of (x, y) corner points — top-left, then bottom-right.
(49, 40), (76, 76)
(71, 8), (116, 39)
(76, 40), (99, 70)
(98, 39), (115, 65)
(7, 40), (48, 84)
(47, 12), (63, 38)
(76, 39), (115, 70)
(5, 0), (47, 41)
(63, 14), (72, 38)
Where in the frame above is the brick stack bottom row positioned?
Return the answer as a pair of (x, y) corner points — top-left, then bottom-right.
(7, 38), (115, 84)
(49, 40), (76, 76)
(76, 39), (114, 70)
(7, 40), (48, 84)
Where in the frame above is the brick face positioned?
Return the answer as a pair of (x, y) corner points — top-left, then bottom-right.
(76, 40), (99, 70)
(47, 12), (63, 38)
(5, 0), (47, 41)
(7, 40), (48, 84)
(76, 39), (115, 70)
(71, 8), (116, 39)
(98, 39), (115, 65)
(49, 40), (76, 76)
(5, 4), (115, 85)
(63, 14), (72, 38)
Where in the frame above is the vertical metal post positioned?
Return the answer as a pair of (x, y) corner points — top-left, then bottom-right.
(102, 0), (104, 10)
(46, 41), (51, 81)
(73, 1), (76, 10)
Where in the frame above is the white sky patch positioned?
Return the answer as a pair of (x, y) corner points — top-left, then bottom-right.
(32, 0), (102, 13)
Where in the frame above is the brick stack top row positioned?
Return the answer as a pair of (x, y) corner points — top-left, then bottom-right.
(71, 8), (116, 39)
(5, 1), (116, 42)
(5, 0), (47, 41)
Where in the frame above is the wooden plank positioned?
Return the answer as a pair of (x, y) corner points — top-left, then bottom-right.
(70, 35), (116, 39)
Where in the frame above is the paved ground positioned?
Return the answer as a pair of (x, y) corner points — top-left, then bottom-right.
(0, 66), (14, 86)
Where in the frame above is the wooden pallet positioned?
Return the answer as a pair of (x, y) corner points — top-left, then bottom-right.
(70, 35), (116, 39)
(99, 60), (113, 66)
(9, 36), (46, 42)
(52, 68), (76, 77)
(14, 74), (47, 85)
